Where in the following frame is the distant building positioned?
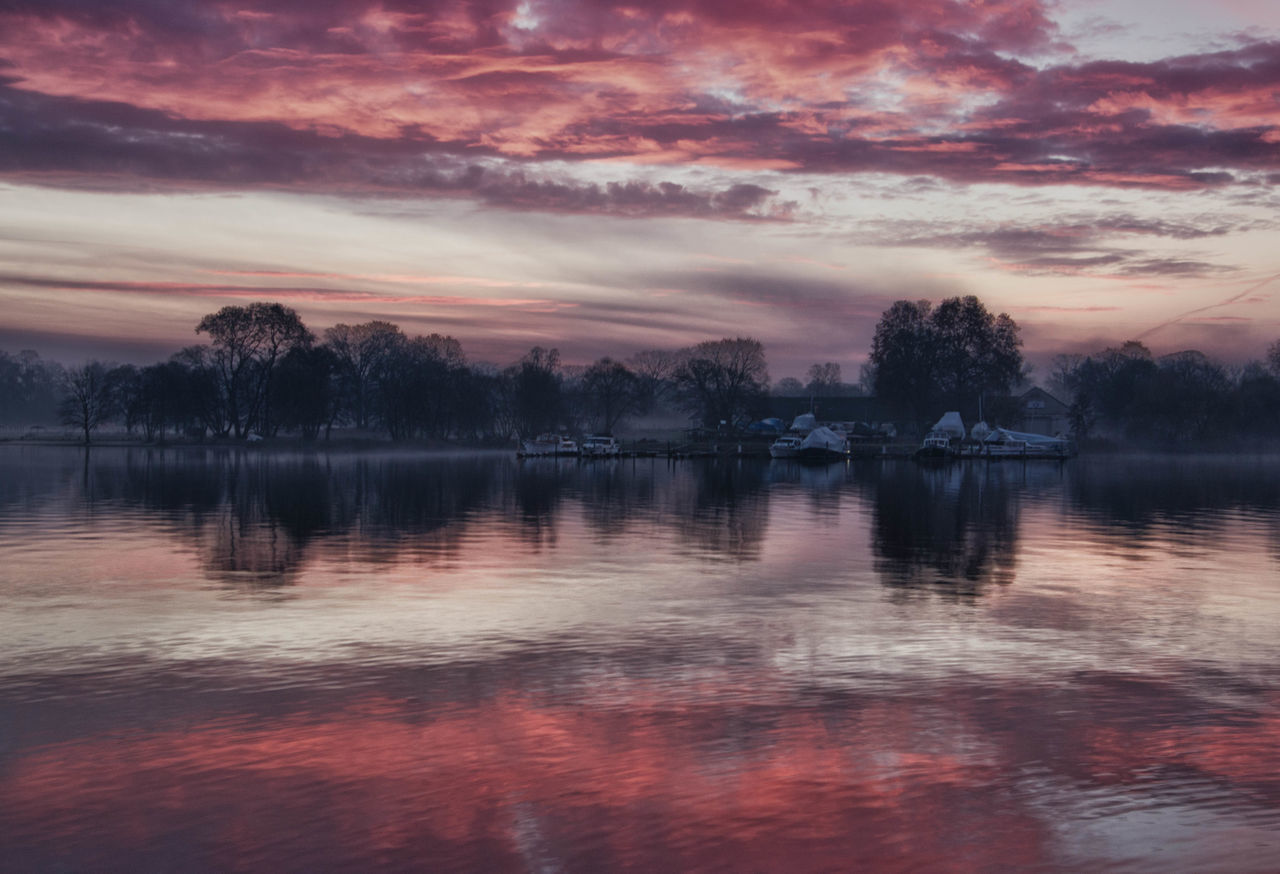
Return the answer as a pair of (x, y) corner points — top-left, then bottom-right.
(1016, 387), (1070, 436)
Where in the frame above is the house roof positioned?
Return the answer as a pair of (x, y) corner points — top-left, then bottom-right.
(1018, 386), (1069, 414)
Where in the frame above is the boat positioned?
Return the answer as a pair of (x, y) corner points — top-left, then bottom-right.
(770, 411), (820, 459)
(769, 434), (804, 458)
(795, 425), (849, 462)
(579, 434), (621, 457)
(914, 411), (964, 460)
(914, 430), (954, 460)
(790, 412), (818, 432)
(517, 434), (578, 457)
(981, 428), (1074, 459)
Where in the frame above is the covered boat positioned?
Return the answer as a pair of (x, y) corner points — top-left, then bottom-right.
(771, 412), (818, 459)
(790, 412), (818, 433)
(932, 411), (966, 440)
(982, 428), (1073, 459)
(796, 426), (849, 462)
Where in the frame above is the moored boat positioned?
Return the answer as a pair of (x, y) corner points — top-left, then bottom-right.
(982, 428), (1073, 459)
(914, 430), (955, 460)
(579, 434), (621, 457)
(795, 426), (849, 462)
(914, 411), (965, 461)
(517, 434), (578, 457)
(769, 434), (804, 458)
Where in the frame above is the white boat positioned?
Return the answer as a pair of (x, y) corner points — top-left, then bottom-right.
(769, 434), (804, 458)
(914, 430), (954, 459)
(796, 426), (849, 462)
(982, 428), (1073, 459)
(790, 412), (818, 432)
(517, 434), (578, 457)
(579, 434), (621, 457)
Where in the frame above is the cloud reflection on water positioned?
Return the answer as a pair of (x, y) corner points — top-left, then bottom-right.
(1, 448), (1279, 872)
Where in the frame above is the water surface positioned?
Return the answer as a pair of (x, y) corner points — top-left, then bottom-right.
(1, 447), (1278, 872)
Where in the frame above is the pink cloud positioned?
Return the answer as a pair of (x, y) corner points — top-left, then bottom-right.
(0, 1), (1275, 204)
(0, 272), (563, 307)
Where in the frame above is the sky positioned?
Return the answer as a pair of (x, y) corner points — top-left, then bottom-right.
(0, 0), (1278, 379)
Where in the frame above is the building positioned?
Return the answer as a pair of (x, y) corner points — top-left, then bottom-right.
(1016, 387), (1070, 436)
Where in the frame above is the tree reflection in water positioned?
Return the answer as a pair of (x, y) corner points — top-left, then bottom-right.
(19, 447), (1280, 596)
(4, 447), (1280, 872)
(1065, 454), (1280, 560)
(863, 461), (1023, 598)
(72, 450), (780, 582)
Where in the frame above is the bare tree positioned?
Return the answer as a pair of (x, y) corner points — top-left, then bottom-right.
(196, 302), (313, 437)
(774, 377), (805, 396)
(672, 338), (769, 428)
(581, 358), (645, 433)
(627, 347), (685, 411)
(323, 321), (405, 429)
(1047, 353), (1086, 402)
(59, 362), (116, 444)
(805, 362), (842, 397)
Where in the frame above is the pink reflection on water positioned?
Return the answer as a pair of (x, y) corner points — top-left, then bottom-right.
(3, 683), (1063, 872)
(3, 450), (1280, 871)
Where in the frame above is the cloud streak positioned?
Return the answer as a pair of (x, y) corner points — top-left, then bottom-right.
(0, 0), (1275, 211)
(0, 1), (1277, 369)
(864, 213), (1256, 277)
(0, 81), (795, 219)
(0, 271), (567, 308)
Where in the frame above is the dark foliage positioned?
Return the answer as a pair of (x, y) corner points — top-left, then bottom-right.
(271, 346), (339, 441)
(12, 296), (1280, 451)
(1055, 341), (1279, 446)
(671, 338), (769, 428)
(868, 296), (1022, 429)
(579, 358), (646, 433)
(196, 302), (313, 438)
(506, 347), (566, 438)
(0, 349), (62, 424)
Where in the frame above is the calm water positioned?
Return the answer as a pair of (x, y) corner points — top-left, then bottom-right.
(1, 446), (1279, 873)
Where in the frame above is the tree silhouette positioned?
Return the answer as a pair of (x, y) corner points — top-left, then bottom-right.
(581, 358), (645, 433)
(506, 347), (565, 438)
(869, 296), (1021, 428)
(672, 337), (769, 428)
(805, 362), (842, 397)
(323, 320), (404, 429)
(59, 362), (117, 444)
(196, 302), (312, 437)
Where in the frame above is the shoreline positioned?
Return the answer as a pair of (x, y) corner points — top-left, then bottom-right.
(4, 436), (1280, 458)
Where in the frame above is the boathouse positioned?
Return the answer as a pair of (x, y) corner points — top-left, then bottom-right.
(1015, 387), (1070, 436)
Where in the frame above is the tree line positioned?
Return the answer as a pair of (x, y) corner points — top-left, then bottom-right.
(18, 302), (778, 443)
(7, 295), (1280, 447)
(1048, 341), (1280, 446)
(862, 295), (1280, 447)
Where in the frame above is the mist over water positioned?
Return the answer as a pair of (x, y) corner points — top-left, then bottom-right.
(2, 447), (1279, 872)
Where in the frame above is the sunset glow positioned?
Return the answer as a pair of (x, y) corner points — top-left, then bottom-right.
(1, 0), (1278, 373)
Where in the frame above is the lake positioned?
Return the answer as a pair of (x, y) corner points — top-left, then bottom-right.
(1, 446), (1278, 872)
